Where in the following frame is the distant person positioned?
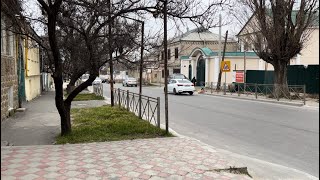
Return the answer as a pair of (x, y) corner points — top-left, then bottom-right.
(191, 77), (197, 86)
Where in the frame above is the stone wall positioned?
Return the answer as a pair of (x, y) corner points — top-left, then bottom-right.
(1, 55), (19, 121)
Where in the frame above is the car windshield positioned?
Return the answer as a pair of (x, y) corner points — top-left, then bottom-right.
(177, 80), (191, 83)
(82, 74), (89, 80)
(173, 75), (186, 79)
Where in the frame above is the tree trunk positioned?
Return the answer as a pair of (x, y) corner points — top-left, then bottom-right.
(273, 61), (289, 99)
(66, 77), (77, 94)
(63, 102), (72, 134)
(54, 76), (72, 136)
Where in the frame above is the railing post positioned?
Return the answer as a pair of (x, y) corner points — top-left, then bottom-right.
(303, 84), (306, 105)
(118, 88), (121, 107)
(255, 83), (258, 99)
(126, 90), (129, 110)
(244, 83), (246, 95)
(147, 97), (150, 121)
(157, 97), (160, 128)
(224, 82), (226, 95)
(276, 84), (280, 101)
(211, 82), (213, 94)
(138, 94), (142, 119)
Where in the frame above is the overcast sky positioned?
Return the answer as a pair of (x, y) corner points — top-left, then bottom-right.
(22, 0), (247, 39)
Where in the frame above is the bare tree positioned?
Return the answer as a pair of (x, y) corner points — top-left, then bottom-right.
(32, 0), (231, 135)
(240, 0), (318, 96)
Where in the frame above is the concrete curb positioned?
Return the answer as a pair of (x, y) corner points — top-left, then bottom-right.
(199, 92), (304, 107)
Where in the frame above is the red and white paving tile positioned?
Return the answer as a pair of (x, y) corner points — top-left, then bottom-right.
(1, 137), (251, 179)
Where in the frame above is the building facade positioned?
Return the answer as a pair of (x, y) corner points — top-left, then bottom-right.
(24, 38), (41, 101)
(151, 28), (239, 83)
(1, 3), (42, 121)
(1, 12), (19, 121)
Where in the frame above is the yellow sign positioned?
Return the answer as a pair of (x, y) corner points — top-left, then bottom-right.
(221, 60), (231, 72)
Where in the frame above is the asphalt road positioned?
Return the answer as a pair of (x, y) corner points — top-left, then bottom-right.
(103, 83), (319, 177)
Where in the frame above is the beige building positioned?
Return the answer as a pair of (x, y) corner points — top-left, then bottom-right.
(150, 28), (238, 83)
(24, 38), (41, 101)
(237, 11), (319, 67)
(1, 12), (19, 121)
(177, 12), (319, 86)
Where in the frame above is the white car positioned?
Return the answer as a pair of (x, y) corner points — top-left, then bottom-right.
(166, 79), (195, 95)
(123, 77), (138, 87)
(92, 77), (102, 85)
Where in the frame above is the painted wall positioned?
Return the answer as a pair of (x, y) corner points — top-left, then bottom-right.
(300, 29), (319, 66)
(24, 42), (41, 101)
(1, 13), (19, 121)
(181, 56), (276, 85)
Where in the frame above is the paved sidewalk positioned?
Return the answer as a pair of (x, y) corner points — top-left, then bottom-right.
(1, 91), (108, 146)
(1, 137), (251, 180)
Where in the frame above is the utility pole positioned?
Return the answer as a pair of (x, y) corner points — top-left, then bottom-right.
(108, 0), (114, 106)
(244, 50), (246, 89)
(139, 22), (144, 118)
(218, 14), (221, 79)
(217, 30), (228, 90)
(164, 0), (169, 134)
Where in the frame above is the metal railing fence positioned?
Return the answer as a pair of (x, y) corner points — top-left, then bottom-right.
(204, 82), (306, 105)
(113, 88), (161, 127)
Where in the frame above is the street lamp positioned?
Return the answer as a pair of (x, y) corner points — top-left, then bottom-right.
(108, 0), (114, 106)
(163, 0), (169, 134)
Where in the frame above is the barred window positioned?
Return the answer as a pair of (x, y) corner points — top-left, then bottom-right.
(8, 30), (14, 56)
(174, 48), (178, 58)
(1, 15), (6, 54)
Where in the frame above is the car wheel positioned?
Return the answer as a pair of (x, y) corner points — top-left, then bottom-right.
(173, 88), (177, 95)
(189, 92), (194, 95)
(135, 85), (137, 87)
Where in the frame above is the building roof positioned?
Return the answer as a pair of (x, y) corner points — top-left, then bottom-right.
(238, 10), (319, 36)
(182, 47), (258, 60)
(171, 27), (231, 43)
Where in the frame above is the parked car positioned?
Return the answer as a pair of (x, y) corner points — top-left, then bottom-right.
(102, 79), (115, 84)
(165, 79), (195, 95)
(168, 73), (188, 83)
(123, 77), (137, 87)
(81, 74), (90, 83)
(92, 77), (102, 85)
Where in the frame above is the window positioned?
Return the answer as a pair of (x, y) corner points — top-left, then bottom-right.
(8, 31), (14, 56)
(161, 51), (164, 60)
(167, 49), (171, 59)
(8, 86), (13, 109)
(175, 48), (178, 58)
(161, 70), (169, 78)
(1, 15), (6, 54)
(173, 69), (180, 74)
(177, 79), (191, 83)
(154, 74), (157, 78)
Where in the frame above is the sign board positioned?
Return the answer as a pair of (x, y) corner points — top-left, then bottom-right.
(221, 61), (231, 72)
(235, 71), (244, 83)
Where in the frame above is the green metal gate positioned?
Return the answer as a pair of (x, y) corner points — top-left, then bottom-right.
(196, 58), (205, 86)
(188, 64), (192, 80)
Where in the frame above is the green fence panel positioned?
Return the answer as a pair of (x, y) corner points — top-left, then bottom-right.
(305, 65), (319, 94)
(246, 65), (319, 94)
(287, 65), (306, 85)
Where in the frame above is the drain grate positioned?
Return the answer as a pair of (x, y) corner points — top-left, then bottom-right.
(211, 166), (252, 178)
